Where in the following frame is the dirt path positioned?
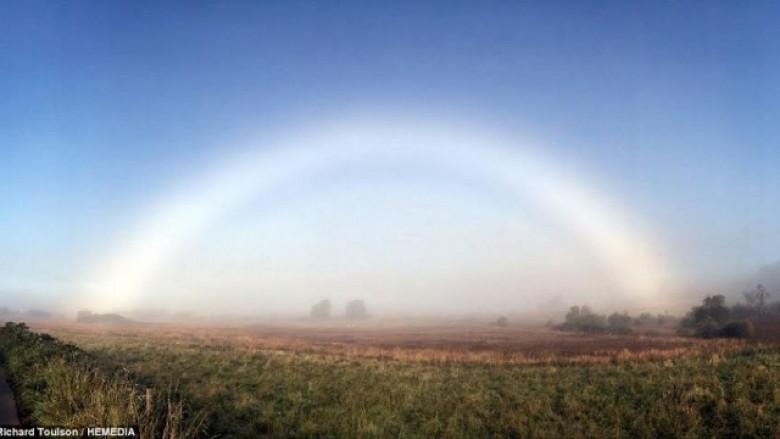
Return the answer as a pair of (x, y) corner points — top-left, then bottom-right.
(0, 366), (20, 426)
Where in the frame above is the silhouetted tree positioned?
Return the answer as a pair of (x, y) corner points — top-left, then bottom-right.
(345, 300), (368, 319)
(729, 302), (753, 320)
(608, 312), (633, 334)
(634, 312), (654, 326)
(559, 305), (605, 333)
(687, 295), (729, 325)
(310, 299), (331, 319)
(656, 312), (673, 326)
(743, 284), (771, 317)
(680, 295), (752, 339)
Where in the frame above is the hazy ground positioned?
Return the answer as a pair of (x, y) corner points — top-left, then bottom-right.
(5, 315), (778, 438)
(30, 315), (752, 365)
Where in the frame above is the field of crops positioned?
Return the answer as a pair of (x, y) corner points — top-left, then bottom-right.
(13, 320), (775, 438)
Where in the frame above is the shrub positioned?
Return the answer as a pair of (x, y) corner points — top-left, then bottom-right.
(608, 312), (634, 334)
(693, 318), (721, 339)
(558, 306), (606, 334)
(719, 320), (754, 338)
(685, 295), (730, 326)
(310, 299), (331, 319)
(634, 312), (654, 326)
(345, 300), (368, 319)
(682, 295), (762, 339)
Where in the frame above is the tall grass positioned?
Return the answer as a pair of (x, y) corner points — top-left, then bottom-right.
(0, 322), (204, 438)
(60, 328), (780, 439)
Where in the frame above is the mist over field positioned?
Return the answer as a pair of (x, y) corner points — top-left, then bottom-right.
(1, 1), (778, 322)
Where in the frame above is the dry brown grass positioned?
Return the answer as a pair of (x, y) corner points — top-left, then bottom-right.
(32, 319), (748, 366)
(20, 319), (779, 438)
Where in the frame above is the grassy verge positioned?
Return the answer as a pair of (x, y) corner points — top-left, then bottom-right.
(0, 322), (204, 438)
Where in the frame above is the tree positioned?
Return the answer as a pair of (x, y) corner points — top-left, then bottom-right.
(496, 316), (508, 328)
(608, 312), (633, 334)
(689, 295), (729, 325)
(743, 284), (771, 317)
(680, 295), (752, 339)
(345, 300), (368, 319)
(310, 299), (331, 319)
(634, 312), (654, 326)
(560, 305), (605, 333)
(729, 302), (753, 320)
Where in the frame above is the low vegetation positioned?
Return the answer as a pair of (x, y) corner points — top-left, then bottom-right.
(76, 310), (138, 326)
(679, 294), (771, 339)
(36, 322), (780, 438)
(345, 299), (369, 319)
(558, 285), (778, 340)
(310, 299), (331, 320)
(555, 305), (668, 335)
(0, 322), (203, 438)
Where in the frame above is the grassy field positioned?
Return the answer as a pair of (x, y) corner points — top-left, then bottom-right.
(0, 322), (205, 438)
(7, 319), (773, 438)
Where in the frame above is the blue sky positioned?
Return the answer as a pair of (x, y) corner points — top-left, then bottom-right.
(1, 1), (779, 314)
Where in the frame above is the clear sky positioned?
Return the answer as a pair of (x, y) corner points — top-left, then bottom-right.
(1, 1), (779, 315)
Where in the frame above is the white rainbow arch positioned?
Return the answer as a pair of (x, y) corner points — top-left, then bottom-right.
(79, 118), (671, 312)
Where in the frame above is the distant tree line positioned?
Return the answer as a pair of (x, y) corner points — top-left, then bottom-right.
(734, 284), (775, 318)
(679, 295), (752, 338)
(679, 285), (778, 339)
(310, 299), (369, 320)
(76, 310), (137, 326)
(555, 306), (673, 335)
(0, 307), (51, 319)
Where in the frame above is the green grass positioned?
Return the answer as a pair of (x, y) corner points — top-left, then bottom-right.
(52, 331), (780, 439)
(0, 323), (204, 438)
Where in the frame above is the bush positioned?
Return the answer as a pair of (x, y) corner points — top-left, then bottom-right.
(345, 300), (368, 319)
(557, 306), (606, 334)
(310, 299), (331, 319)
(682, 296), (762, 339)
(693, 318), (721, 339)
(608, 312), (634, 335)
(495, 316), (508, 328)
(683, 295), (730, 327)
(719, 321), (754, 338)
(634, 312), (654, 326)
